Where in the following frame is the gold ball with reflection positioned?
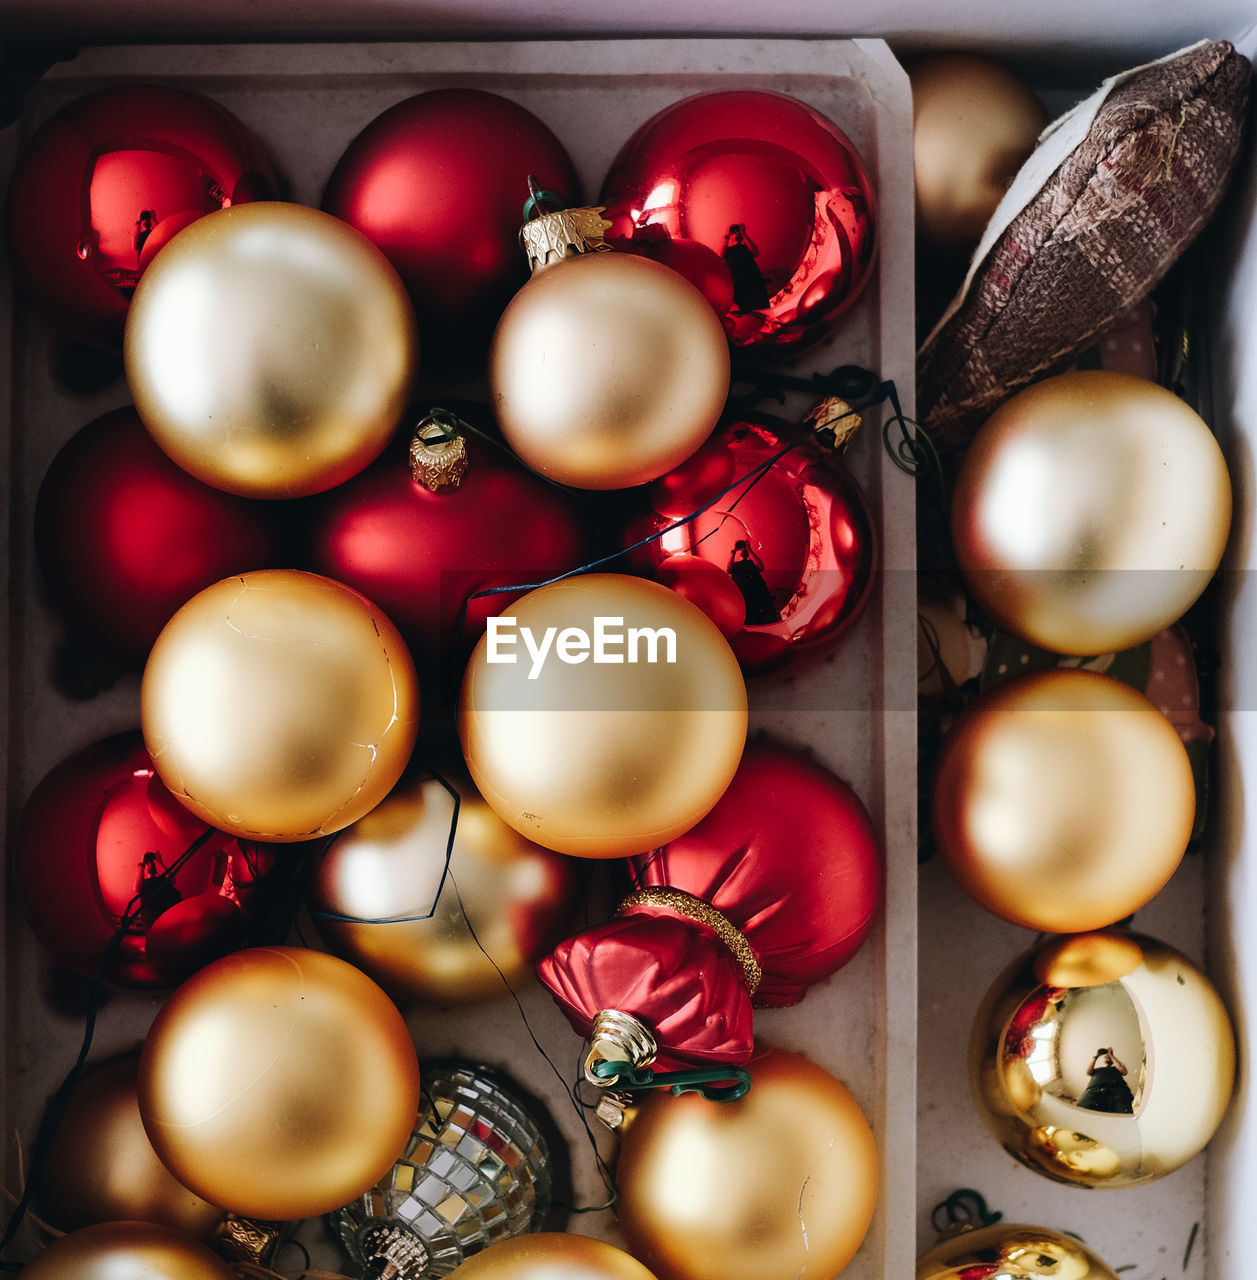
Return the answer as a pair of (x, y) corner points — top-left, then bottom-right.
(952, 370), (1232, 656)
(454, 1233), (660, 1280)
(142, 569), (418, 842)
(933, 668), (1194, 932)
(970, 931), (1236, 1188)
(910, 54), (1048, 253)
(490, 253), (730, 489)
(138, 946), (421, 1220)
(38, 1053), (224, 1239)
(19, 1222), (235, 1280)
(126, 202), (417, 498)
(616, 1048), (877, 1280)
(916, 1222), (1120, 1279)
(459, 574), (747, 857)
(312, 770), (579, 1003)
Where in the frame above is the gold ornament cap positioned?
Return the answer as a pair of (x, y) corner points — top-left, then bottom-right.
(519, 176), (612, 273)
(803, 395), (863, 451)
(409, 412), (470, 492)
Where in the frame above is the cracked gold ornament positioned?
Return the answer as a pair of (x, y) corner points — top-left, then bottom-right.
(141, 569), (418, 842)
(970, 931), (1236, 1188)
(916, 1221), (1120, 1279)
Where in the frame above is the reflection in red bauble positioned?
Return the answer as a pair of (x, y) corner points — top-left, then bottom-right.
(628, 414), (876, 673)
(14, 733), (277, 988)
(323, 89), (580, 354)
(602, 90), (876, 361)
(35, 407), (284, 663)
(4, 84), (275, 348)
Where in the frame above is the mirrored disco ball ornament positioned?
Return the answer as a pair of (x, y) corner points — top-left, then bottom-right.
(332, 1061), (552, 1277)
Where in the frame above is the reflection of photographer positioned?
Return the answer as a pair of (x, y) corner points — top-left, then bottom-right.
(1077, 1046), (1135, 1114)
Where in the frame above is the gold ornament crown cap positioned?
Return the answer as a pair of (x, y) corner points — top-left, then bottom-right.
(520, 175), (612, 273)
(409, 410), (470, 492)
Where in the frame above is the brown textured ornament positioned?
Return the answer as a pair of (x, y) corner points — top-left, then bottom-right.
(18, 1222), (235, 1280)
(916, 1222), (1120, 1279)
(454, 1233), (660, 1279)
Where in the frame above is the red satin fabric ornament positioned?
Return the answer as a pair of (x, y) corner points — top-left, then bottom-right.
(628, 413), (876, 673)
(35, 407), (284, 662)
(538, 741), (882, 1069)
(602, 90), (876, 361)
(14, 733), (277, 988)
(323, 89), (580, 354)
(5, 84), (275, 348)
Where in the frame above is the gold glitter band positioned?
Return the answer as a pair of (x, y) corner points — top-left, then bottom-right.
(618, 887), (762, 996)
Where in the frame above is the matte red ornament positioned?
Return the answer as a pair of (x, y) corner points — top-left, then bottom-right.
(14, 732), (277, 988)
(323, 89), (580, 355)
(602, 90), (876, 361)
(537, 741), (882, 1070)
(4, 84), (275, 348)
(628, 413), (876, 673)
(35, 407), (284, 663)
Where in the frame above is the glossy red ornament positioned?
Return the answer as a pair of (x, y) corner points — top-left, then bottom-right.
(628, 413), (876, 673)
(537, 741), (882, 1070)
(5, 84), (275, 349)
(14, 732), (277, 988)
(602, 90), (876, 361)
(323, 89), (580, 354)
(35, 407), (284, 662)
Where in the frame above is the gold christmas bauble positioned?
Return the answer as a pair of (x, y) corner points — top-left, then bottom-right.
(970, 931), (1236, 1188)
(138, 946), (421, 1220)
(951, 370), (1232, 656)
(909, 54), (1047, 254)
(616, 1048), (878, 1280)
(455, 1233), (659, 1279)
(312, 770), (578, 1003)
(490, 251), (730, 490)
(37, 1053), (224, 1239)
(917, 1222), (1120, 1279)
(459, 573), (747, 857)
(18, 1222), (235, 1280)
(126, 202), (417, 498)
(932, 668), (1194, 932)
(141, 569), (418, 842)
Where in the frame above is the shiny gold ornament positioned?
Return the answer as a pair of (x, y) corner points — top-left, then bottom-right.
(141, 569), (418, 842)
(138, 945), (422, 1220)
(970, 931), (1236, 1188)
(951, 370), (1232, 656)
(459, 573), (747, 857)
(916, 1222), (1120, 1279)
(18, 1222), (235, 1280)
(932, 668), (1194, 932)
(455, 1233), (660, 1280)
(37, 1053), (224, 1239)
(909, 54), (1047, 253)
(125, 202), (417, 498)
(490, 205), (730, 490)
(616, 1048), (877, 1280)
(312, 771), (578, 1003)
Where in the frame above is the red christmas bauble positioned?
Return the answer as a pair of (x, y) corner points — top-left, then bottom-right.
(601, 90), (876, 362)
(323, 89), (580, 355)
(14, 732), (278, 988)
(306, 407), (589, 667)
(35, 407), (285, 662)
(4, 84), (275, 349)
(628, 413), (876, 673)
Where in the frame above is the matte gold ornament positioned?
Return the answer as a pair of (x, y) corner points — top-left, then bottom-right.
(312, 771), (578, 1003)
(489, 204), (730, 490)
(909, 54), (1048, 253)
(18, 1221), (235, 1280)
(916, 1221), (1120, 1279)
(459, 573), (747, 857)
(970, 931), (1236, 1188)
(141, 569), (418, 842)
(454, 1233), (660, 1280)
(951, 370), (1232, 656)
(932, 668), (1194, 932)
(125, 202), (417, 498)
(37, 1053), (224, 1239)
(138, 946), (422, 1220)
(615, 1048), (877, 1280)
